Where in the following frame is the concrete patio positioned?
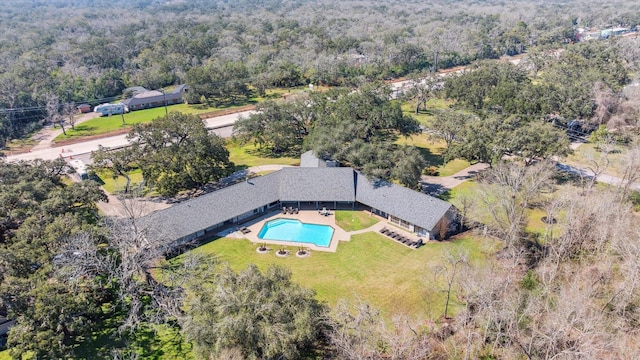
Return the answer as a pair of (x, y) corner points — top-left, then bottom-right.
(221, 208), (423, 252)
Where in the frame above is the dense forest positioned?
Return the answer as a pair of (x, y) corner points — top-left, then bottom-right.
(3, 0), (640, 359)
(1, 0), (640, 145)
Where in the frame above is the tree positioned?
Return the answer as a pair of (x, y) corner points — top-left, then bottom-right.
(434, 249), (469, 319)
(327, 300), (432, 360)
(506, 119), (570, 165)
(128, 112), (234, 196)
(430, 109), (475, 148)
(181, 264), (326, 360)
(391, 145), (427, 189)
(91, 145), (137, 194)
(472, 161), (556, 247)
(404, 74), (440, 114)
(444, 115), (506, 167)
(0, 159), (107, 358)
(46, 92), (66, 135)
(63, 102), (77, 129)
(234, 98), (315, 154)
(306, 83), (421, 181)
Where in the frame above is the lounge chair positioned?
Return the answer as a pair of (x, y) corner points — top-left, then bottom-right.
(240, 227), (251, 234)
(293, 208), (299, 214)
(282, 206), (288, 214)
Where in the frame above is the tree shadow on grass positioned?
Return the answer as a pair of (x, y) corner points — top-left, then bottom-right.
(70, 124), (98, 132)
(416, 146), (445, 167)
(245, 144), (301, 159)
(88, 174), (106, 185)
(422, 182), (451, 199)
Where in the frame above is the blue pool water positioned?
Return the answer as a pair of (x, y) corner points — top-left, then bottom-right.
(258, 218), (334, 247)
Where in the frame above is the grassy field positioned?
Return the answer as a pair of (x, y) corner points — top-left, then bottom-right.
(334, 210), (380, 231)
(191, 232), (497, 320)
(227, 141), (299, 168)
(0, 350), (9, 360)
(55, 104), (222, 141)
(563, 142), (630, 178)
(397, 133), (471, 176)
(400, 98), (452, 127)
(94, 168), (144, 194)
(54, 86), (320, 142)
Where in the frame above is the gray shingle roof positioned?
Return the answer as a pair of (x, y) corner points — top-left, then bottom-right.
(355, 173), (452, 231)
(300, 150), (327, 168)
(278, 167), (355, 202)
(139, 167), (452, 243)
(140, 171), (281, 242)
(122, 84), (187, 107)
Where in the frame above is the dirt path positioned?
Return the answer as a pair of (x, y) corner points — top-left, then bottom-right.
(30, 112), (101, 151)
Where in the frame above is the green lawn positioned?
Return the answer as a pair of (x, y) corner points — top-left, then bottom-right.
(397, 133), (471, 176)
(190, 232), (496, 320)
(55, 103), (247, 141)
(227, 141), (299, 168)
(334, 210), (380, 231)
(401, 98), (452, 127)
(563, 142), (630, 178)
(55, 86), (320, 142)
(439, 179), (478, 204)
(94, 168), (144, 194)
(0, 350), (10, 360)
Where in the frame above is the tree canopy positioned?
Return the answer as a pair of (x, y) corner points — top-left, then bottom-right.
(0, 159), (107, 358)
(93, 112), (234, 196)
(235, 83), (426, 187)
(182, 264), (326, 360)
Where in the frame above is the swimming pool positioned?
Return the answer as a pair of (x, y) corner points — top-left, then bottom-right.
(258, 218), (334, 247)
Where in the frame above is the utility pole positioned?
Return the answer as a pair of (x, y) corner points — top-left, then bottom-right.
(161, 89), (168, 116)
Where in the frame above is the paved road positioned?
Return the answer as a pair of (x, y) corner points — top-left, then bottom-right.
(556, 162), (640, 191)
(5, 110), (254, 162)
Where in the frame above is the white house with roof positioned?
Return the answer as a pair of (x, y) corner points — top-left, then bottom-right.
(139, 151), (460, 247)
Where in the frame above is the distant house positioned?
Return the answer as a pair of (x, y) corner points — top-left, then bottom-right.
(77, 104), (91, 113)
(139, 152), (460, 248)
(122, 84), (188, 111)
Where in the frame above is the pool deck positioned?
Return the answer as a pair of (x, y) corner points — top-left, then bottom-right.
(222, 209), (389, 252)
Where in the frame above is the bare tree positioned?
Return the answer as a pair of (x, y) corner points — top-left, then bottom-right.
(63, 102), (77, 129)
(591, 81), (620, 126)
(616, 140), (640, 204)
(327, 300), (433, 360)
(45, 92), (66, 135)
(434, 249), (469, 320)
(473, 161), (556, 247)
(55, 197), (214, 331)
(581, 145), (611, 192)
